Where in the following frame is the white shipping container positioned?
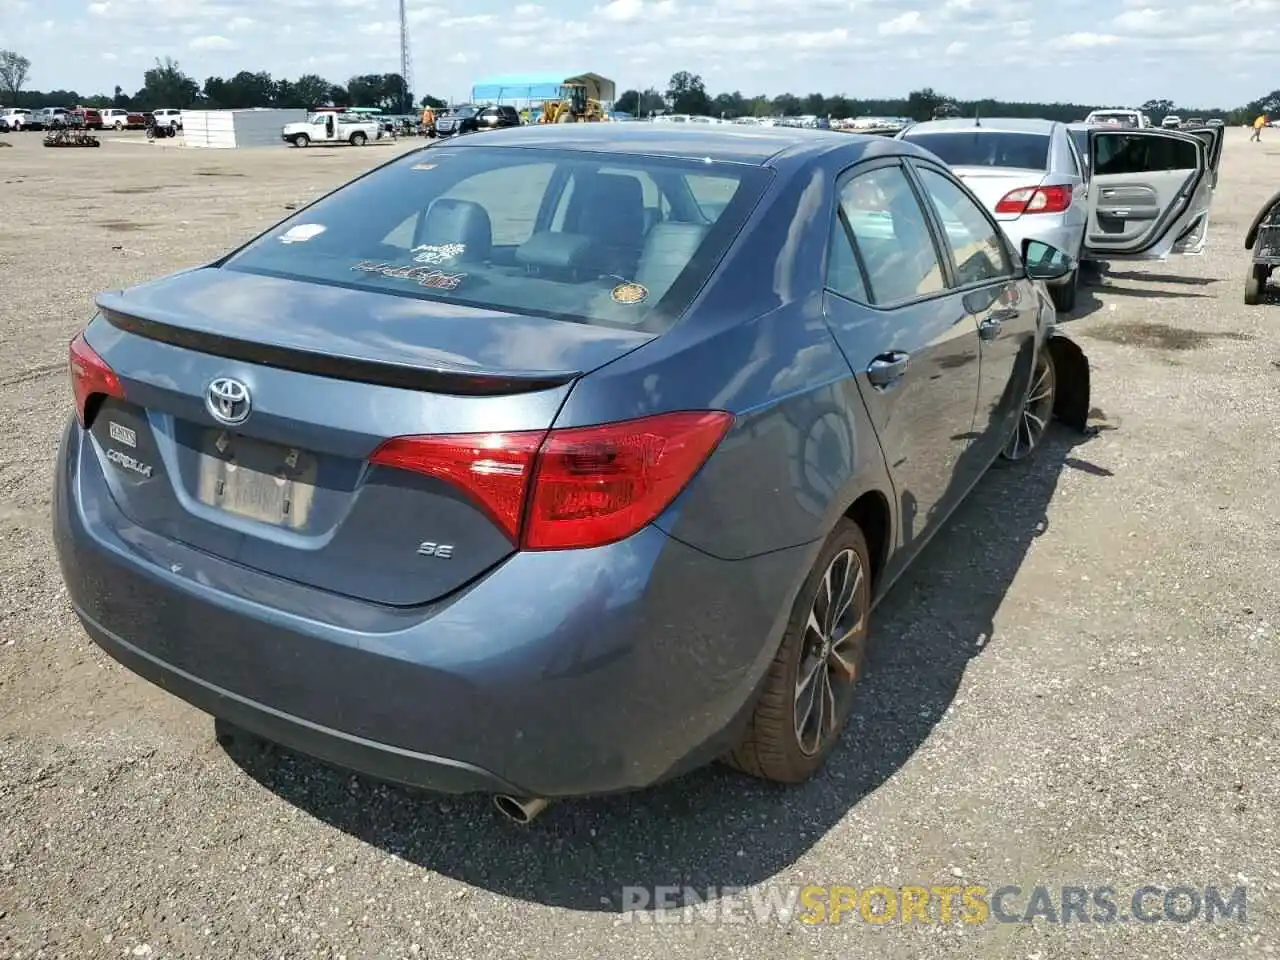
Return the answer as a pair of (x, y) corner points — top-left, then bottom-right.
(181, 108), (307, 148)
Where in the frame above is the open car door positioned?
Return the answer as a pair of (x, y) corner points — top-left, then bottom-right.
(1084, 128), (1212, 261)
(1171, 124), (1224, 253)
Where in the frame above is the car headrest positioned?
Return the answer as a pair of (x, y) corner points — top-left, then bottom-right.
(515, 231), (593, 272)
(418, 198), (493, 261)
(636, 222), (709, 297)
(572, 173), (646, 242)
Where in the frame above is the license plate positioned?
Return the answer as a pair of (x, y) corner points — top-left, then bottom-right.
(194, 431), (317, 529)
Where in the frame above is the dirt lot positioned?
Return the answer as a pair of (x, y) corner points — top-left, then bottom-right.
(1, 127), (1278, 959)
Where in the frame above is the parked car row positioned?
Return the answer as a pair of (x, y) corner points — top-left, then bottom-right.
(896, 116), (1223, 312)
(0, 105), (176, 132)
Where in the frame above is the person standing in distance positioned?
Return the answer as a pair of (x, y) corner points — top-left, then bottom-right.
(1251, 112), (1267, 142)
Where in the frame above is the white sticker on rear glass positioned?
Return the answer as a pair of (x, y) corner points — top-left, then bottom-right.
(279, 223), (325, 244)
(411, 243), (465, 265)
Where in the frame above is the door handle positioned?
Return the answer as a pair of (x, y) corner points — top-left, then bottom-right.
(979, 308), (1017, 341)
(866, 351), (910, 388)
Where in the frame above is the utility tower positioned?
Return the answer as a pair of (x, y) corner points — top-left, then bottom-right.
(399, 0), (413, 112)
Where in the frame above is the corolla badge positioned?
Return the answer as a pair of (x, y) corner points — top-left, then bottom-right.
(206, 377), (251, 426)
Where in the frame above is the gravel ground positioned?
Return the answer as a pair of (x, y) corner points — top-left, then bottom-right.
(1, 127), (1278, 959)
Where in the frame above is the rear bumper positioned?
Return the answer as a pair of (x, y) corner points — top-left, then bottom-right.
(53, 419), (807, 798)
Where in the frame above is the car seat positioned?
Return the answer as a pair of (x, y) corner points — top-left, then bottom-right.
(565, 173), (647, 277)
(416, 199), (493, 263)
(635, 222), (709, 302)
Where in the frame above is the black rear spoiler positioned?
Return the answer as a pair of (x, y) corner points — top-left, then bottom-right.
(97, 305), (580, 397)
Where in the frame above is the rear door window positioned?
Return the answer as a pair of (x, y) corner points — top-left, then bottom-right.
(913, 166), (1013, 286)
(837, 164), (946, 305)
(902, 131), (1050, 170)
(1093, 133), (1199, 175)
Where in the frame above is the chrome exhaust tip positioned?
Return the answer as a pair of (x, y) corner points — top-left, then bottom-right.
(493, 795), (550, 824)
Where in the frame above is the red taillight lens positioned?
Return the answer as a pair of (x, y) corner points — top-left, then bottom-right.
(369, 411), (734, 551)
(523, 411), (734, 550)
(994, 184), (1073, 215)
(369, 431), (544, 542)
(69, 331), (124, 427)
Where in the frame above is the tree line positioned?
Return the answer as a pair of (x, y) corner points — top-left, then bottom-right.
(627, 71), (1280, 125)
(0, 54), (439, 113)
(3, 51), (1279, 126)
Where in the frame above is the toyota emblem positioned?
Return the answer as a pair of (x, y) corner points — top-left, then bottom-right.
(206, 377), (251, 426)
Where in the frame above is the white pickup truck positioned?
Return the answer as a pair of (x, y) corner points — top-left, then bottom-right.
(282, 111), (380, 147)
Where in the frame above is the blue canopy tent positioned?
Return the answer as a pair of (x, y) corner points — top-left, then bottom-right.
(469, 72), (617, 107)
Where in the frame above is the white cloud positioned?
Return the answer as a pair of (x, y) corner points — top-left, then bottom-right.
(597, 0), (643, 20)
(878, 10), (931, 35)
(438, 13), (494, 25)
(513, 2), (543, 12)
(1060, 32), (1121, 47)
(189, 34), (235, 49)
(227, 15), (254, 28)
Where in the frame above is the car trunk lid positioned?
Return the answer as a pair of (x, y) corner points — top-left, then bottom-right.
(85, 267), (654, 606)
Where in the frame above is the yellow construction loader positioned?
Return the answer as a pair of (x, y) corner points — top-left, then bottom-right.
(539, 84), (607, 123)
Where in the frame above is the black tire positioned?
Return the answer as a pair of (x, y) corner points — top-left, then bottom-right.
(724, 518), (872, 783)
(1245, 264), (1268, 305)
(293, 133), (309, 147)
(114, 121), (124, 130)
(350, 131), (367, 146)
(1001, 346), (1057, 461)
(1049, 267), (1079, 313)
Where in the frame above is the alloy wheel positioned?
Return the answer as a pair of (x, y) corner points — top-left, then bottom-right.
(1003, 350), (1055, 461)
(793, 547), (867, 756)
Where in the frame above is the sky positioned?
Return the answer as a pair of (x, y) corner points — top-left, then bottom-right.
(2, 0), (1278, 108)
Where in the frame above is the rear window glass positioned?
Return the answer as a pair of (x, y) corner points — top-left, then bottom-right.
(903, 131), (1050, 170)
(222, 146), (769, 332)
(1088, 112), (1139, 127)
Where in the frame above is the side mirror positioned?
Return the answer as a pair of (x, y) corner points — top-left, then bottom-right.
(1022, 239), (1074, 282)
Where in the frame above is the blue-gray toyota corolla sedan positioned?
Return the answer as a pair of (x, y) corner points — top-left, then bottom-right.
(53, 124), (1089, 821)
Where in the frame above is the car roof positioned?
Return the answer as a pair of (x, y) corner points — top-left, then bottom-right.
(904, 117), (1059, 135)
(431, 122), (898, 166)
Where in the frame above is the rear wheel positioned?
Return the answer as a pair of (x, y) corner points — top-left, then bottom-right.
(724, 519), (871, 783)
(1001, 347), (1056, 461)
(1245, 264), (1268, 305)
(350, 131), (367, 146)
(113, 121), (124, 130)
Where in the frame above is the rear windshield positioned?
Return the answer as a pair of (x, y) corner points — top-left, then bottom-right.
(1088, 112), (1139, 128)
(222, 146), (770, 332)
(451, 107), (477, 118)
(902, 131), (1051, 170)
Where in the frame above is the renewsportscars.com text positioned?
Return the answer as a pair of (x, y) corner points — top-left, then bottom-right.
(618, 884), (1248, 925)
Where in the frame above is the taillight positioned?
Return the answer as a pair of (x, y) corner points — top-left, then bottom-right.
(369, 410), (734, 551)
(69, 331), (124, 427)
(994, 184), (1072, 215)
(369, 431), (544, 541)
